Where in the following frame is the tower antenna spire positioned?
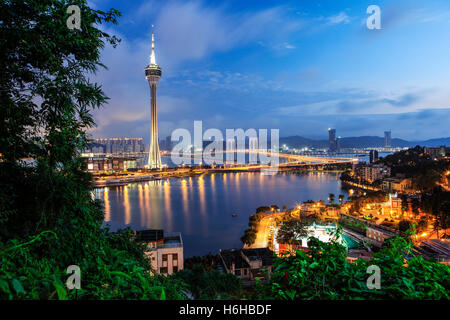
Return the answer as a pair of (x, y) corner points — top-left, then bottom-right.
(150, 25), (156, 65)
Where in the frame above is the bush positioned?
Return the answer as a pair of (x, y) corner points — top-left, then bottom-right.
(254, 234), (450, 300)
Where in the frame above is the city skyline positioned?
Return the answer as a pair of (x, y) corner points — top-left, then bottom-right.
(1, 0), (449, 304)
(88, 0), (450, 142)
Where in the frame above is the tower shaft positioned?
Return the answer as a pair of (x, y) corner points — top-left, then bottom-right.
(148, 81), (162, 169)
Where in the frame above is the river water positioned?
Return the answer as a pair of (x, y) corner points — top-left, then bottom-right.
(94, 171), (348, 257)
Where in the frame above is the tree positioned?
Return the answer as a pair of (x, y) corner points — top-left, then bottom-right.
(276, 220), (309, 245)
(328, 193), (335, 205)
(256, 206), (271, 214)
(338, 194), (345, 205)
(400, 194), (409, 212)
(398, 220), (413, 233)
(173, 265), (242, 299)
(0, 0), (185, 299)
(241, 229), (256, 246)
(411, 198), (420, 216)
(436, 201), (450, 238)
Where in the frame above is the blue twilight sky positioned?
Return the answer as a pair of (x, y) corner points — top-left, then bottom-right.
(87, 0), (450, 142)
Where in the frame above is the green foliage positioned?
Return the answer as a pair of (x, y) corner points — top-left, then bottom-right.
(173, 265), (242, 300)
(0, 0), (185, 300)
(241, 229), (257, 246)
(276, 219), (309, 244)
(184, 254), (218, 272)
(256, 206), (271, 214)
(328, 193), (335, 205)
(255, 235), (450, 300)
(0, 0), (121, 163)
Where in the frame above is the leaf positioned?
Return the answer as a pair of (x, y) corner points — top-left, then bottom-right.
(285, 290), (296, 300)
(52, 279), (67, 300)
(160, 287), (166, 300)
(12, 279), (25, 294)
(110, 271), (132, 280)
(310, 262), (319, 269)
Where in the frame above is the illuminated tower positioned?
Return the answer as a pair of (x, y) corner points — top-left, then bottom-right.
(145, 28), (162, 169)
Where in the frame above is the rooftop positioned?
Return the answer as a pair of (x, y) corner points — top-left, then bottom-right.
(219, 248), (274, 271)
(135, 229), (164, 242)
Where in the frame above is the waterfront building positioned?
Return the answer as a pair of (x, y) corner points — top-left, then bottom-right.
(135, 229), (184, 275)
(85, 155), (142, 172)
(384, 131), (391, 147)
(357, 164), (391, 183)
(84, 138), (144, 155)
(218, 248), (273, 283)
(145, 28), (163, 169)
(328, 128), (339, 153)
(159, 135), (172, 151)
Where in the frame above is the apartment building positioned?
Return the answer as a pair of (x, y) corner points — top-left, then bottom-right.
(135, 229), (183, 275)
(357, 164), (391, 183)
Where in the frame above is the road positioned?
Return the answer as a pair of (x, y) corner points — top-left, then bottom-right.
(246, 210), (298, 249)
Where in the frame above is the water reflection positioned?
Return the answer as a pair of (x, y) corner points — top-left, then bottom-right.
(163, 180), (172, 231)
(98, 172), (347, 257)
(104, 188), (110, 222)
(123, 186), (130, 225)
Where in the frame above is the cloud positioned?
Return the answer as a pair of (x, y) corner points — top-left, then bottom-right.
(86, 1), (450, 142)
(147, 1), (304, 69)
(274, 89), (432, 116)
(326, 12), (351, 25)
(383, 93), (419, 107)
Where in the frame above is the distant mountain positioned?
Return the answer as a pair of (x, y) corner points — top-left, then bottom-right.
(409, 137), (450, 147)
(279, 136), (327, 148)
(280, 135), (450, 149)
(338, 136), (410, 148)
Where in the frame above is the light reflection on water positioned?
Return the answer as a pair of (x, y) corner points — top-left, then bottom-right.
(95, 172), (347, 257)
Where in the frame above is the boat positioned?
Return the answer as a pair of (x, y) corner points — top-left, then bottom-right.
(231, 213), (238, 217)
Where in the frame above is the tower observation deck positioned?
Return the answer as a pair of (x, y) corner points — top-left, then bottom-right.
(145, 28), (162, 169)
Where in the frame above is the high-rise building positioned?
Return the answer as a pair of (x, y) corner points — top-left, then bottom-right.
(328, 128), (338, 153)
(145, 28), (162, 169)
(384, 131), (391, 147)
(165, 135), (172, 151)
(369, 150), (378, 164)
(84, 138), (144, 155)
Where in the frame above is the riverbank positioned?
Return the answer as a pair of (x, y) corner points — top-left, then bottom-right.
(93, 166), (348, 188)
(341, 179), (381, 192)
